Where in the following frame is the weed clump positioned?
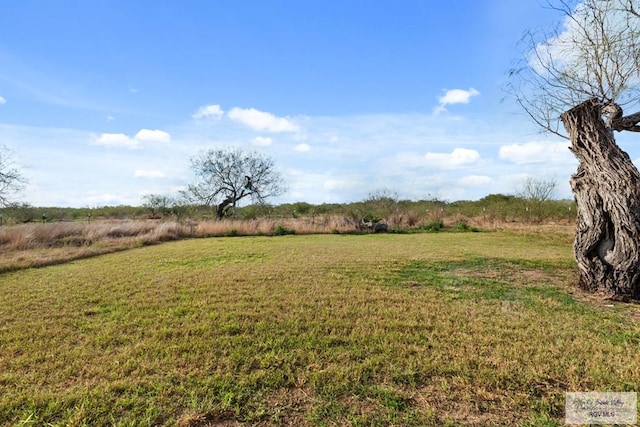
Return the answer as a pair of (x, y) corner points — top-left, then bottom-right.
(274, 224), (296, 236)
(421, 220), (444, 232)
(454, 221), (479, 232)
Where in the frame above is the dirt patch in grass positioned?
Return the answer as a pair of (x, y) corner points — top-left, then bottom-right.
(177, 411), (241, 427)
(448, 265), (571, 287)
(263, 388), (317, 426)
(412, 384), (522, 426)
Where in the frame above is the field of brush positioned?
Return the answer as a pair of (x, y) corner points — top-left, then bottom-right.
(1, 231), (639, 426)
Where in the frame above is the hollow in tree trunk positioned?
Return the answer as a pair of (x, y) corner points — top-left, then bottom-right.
(561, 98), (640, 300)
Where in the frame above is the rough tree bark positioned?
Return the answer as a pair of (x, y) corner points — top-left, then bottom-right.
(561, 98), (640, 299)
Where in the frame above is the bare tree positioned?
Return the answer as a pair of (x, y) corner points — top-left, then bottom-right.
(186, 148), (285, 219)
(141, 193), (174, 218)
(510, 0), (640, 299)
(0, 144), (25, 208)
(517, 177), (558, 223)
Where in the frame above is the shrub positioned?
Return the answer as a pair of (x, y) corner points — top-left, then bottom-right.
(389, 226), (409, 234)
(274, 224), (296, 236)
(454, 221), (479, 232)
(421, 220), (444, 232)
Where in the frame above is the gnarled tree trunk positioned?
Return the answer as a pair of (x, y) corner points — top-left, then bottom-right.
(561, 98), (640, 299)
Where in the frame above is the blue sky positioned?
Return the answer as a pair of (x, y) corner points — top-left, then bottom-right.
(1, 0), (628, 207)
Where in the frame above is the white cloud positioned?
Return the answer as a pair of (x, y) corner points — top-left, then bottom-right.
(92, 133), (138, 149)
(92, 129), (171, 149)
(458, 175), (493, 186)
(252, 136), (272, 147)
(294, 143), (311, 152)
(134, 129), (171, 143)
(434, 88), (480, 113)
(281, 168), (368, 203)
(424, 148), (481, 167)
(193, 104), (224, 120)
(0, 96), (6, 104)
(228, 107), (300, 132)
(107, 115), (115, 121)
(439, 88), (480, 105)
(134, 170), (166, 178)
(87, 193), (122, 204)
(323, 178), (361, 191)
(499, 141), (571, 164)
(390, 152), (431, 169)
(324, 179), (346, 190)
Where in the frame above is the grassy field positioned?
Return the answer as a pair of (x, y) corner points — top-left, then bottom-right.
(1, 231), (639, 426)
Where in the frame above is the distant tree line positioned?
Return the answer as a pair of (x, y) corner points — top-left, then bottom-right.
(0, 191), (576, 227)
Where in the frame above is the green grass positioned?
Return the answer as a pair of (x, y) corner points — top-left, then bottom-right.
(0, 232), (638, 426)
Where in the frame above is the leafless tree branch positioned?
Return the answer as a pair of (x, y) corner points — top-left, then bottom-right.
(506, 0), (640, 136)
(0, 144), (25, 208)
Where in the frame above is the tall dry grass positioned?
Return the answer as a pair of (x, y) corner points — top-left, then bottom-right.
(0, 221), (182, 272)
(0, 220), (175, 251)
